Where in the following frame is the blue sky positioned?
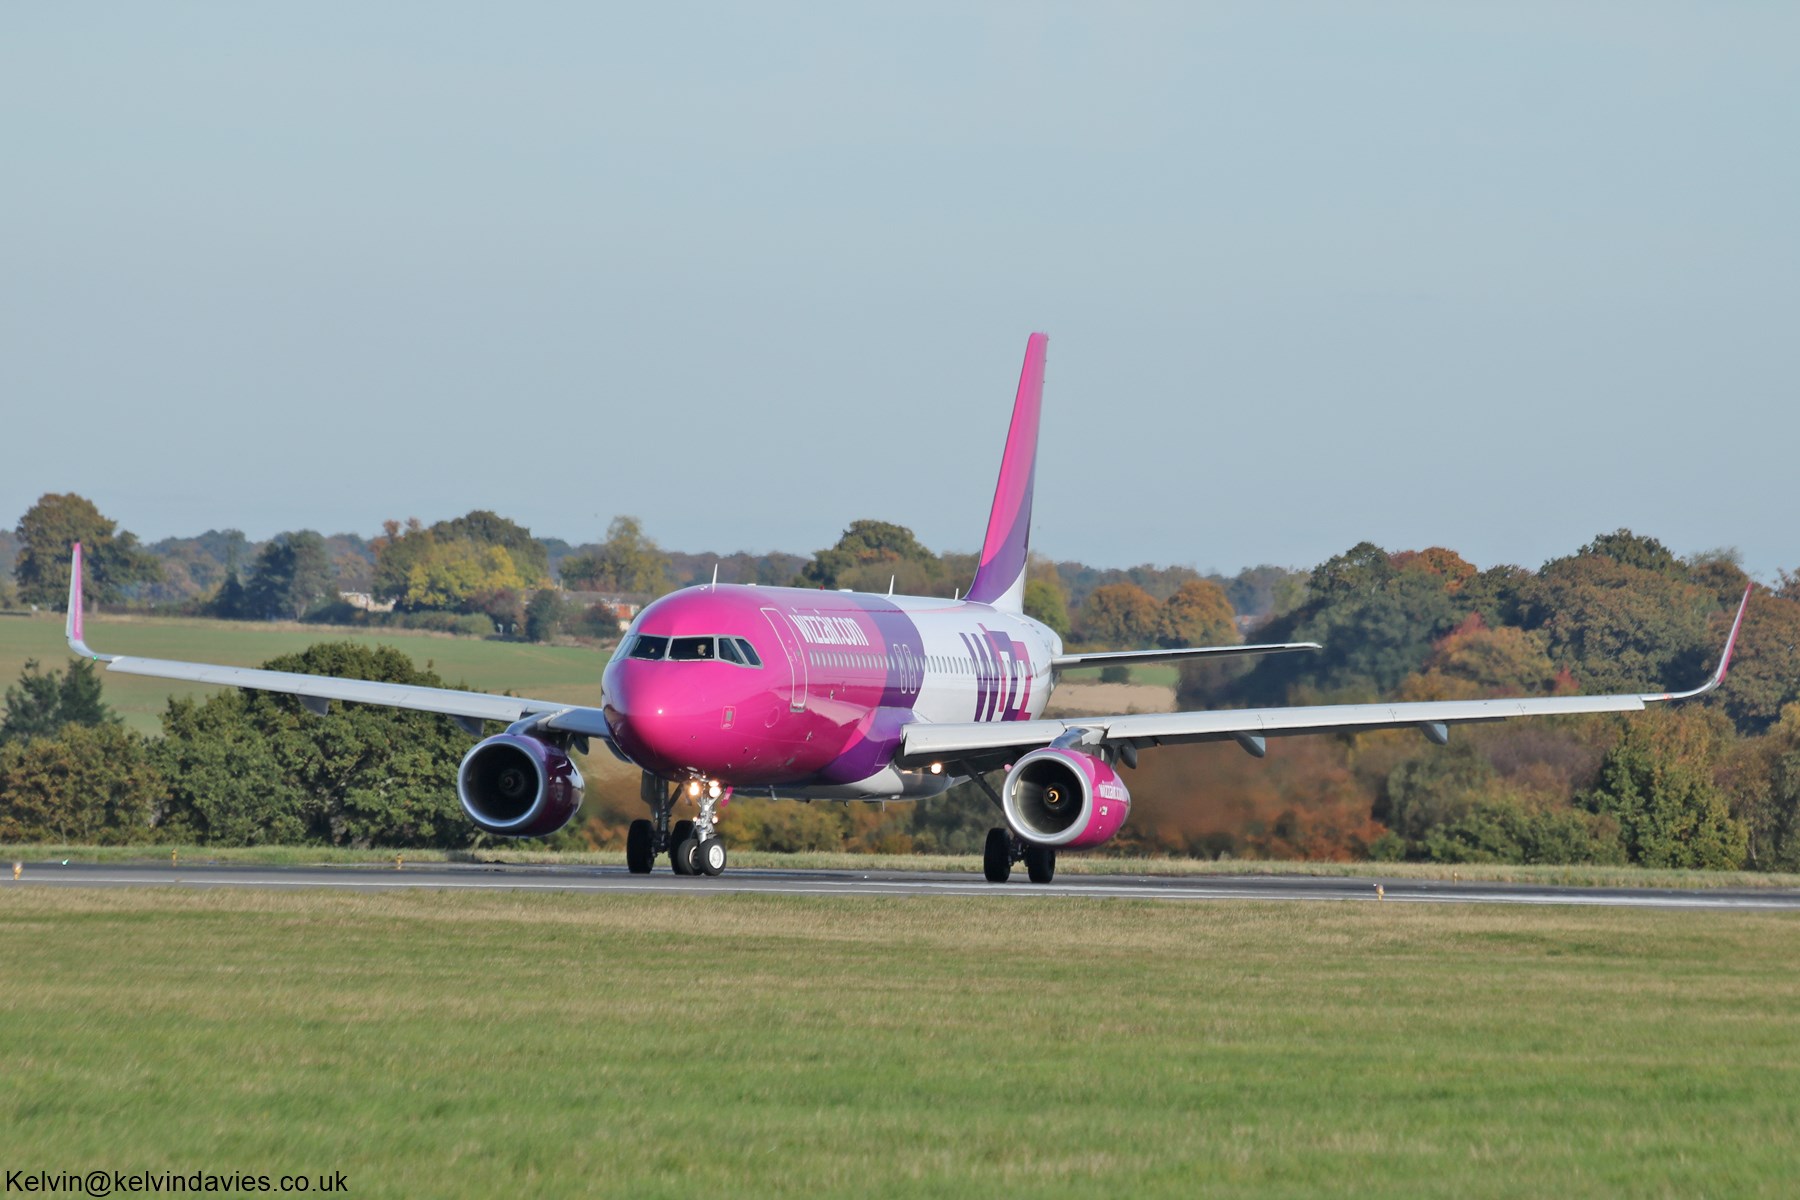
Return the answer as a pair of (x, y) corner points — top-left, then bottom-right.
(4, 4), (1796, 578)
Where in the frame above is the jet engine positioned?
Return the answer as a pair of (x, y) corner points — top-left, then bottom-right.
(1000, 747), (1132, 849)
(457, 734), (585, 837)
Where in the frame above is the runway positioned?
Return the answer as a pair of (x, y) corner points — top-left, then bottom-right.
(8, 859), (1800, 910)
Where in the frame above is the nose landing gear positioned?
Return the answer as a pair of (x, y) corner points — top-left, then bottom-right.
(631, 772), (731, 876)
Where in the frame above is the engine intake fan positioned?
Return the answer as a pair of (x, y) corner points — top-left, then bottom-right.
(1001, 747), (1132, 849)
(457, 733), (585, 838)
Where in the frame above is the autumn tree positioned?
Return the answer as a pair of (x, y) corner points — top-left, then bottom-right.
(372, 516), (537, 613)
(431, 510), (548, 585)
(1248, 547), (1461, 700)
(1024, 578), (1071, 639)
(1715, 704), (1800, 871)
(1391, 546), (1478, 592)
(1157, 579), (1238, 649)
(802, 520), (942, 593)
(1218, 564), (1308, 620)
(561, 516), (672, 594)
(1577, 711), (1747, 869)
(1524, 543), (1716, 694)
(1075, 582), (1160, 648)
(0, 723), (161, 843)
(1712, 591), (1800, 735)
(1400, 616), (1560, 701)
(12, 493), (159, 608)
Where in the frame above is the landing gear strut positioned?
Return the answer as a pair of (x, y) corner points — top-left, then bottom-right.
(634, 772), (731, 877)
(983, 827), (1055, 884)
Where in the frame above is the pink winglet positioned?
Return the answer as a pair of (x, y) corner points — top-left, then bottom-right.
(69, 542), (84, 643)
(64, 542), (109, 661)
(1650, 583), (1753, 702)
(1714, 584), (1753, 684)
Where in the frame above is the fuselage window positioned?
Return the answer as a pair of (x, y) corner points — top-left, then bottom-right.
(735, 638), (763, 667)
(628, 635), (669, 661)
(670, 636), (715, 661)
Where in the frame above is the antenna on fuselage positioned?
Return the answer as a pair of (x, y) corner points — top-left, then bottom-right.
(888, 575), (895, 596)
(710, 563), (719, 590)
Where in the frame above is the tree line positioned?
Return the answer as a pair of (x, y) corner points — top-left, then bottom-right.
(8, 494), (1800, 869)
(3, 494), (1299, 648)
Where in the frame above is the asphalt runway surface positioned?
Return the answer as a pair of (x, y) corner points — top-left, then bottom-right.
(8, 859), (1800, 910)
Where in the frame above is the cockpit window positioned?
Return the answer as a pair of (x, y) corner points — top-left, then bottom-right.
(669, 636), (716, 661)
(627, 635), (669, 661)
(629, 634), (763, 667)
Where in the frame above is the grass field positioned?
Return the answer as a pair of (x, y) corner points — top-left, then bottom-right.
(3, 889), (1797, 1197)
(0, 612), (607, 734)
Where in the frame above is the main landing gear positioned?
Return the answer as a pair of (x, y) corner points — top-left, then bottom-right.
(628, 773), (729, 877)
(983, 828), (1056, 884)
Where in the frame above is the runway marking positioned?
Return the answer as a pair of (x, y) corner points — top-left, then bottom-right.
(13, 869), (1800, 910)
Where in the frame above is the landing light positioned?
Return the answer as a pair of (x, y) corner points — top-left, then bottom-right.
(929, 762), (942, 775)
(687, 781), (701, 798)
(707, 781), (722, 799)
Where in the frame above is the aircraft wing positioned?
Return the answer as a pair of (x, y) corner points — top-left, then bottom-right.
(1052, 641), (1320, 669)
(63, 545), (613, 744)
(900, 586), (1752, 775)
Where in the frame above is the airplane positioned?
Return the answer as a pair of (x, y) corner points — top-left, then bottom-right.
(63, 333), (1752, 883)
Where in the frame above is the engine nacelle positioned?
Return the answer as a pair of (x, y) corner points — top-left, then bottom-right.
(457, 734), (585, 838)
(1001, 748), (1132, 849)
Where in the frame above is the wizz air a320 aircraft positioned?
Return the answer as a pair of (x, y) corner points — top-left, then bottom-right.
(65, 334), (1750, 882)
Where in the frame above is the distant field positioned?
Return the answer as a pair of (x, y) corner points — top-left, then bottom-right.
(3, 888), (1797, 1197)
(0, 612), (608, 734)
(1061, 662), (1181, 687)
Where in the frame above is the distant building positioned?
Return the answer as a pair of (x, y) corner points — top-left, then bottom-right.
(340, 591), (397, 613)
(564, 591), (642, 633)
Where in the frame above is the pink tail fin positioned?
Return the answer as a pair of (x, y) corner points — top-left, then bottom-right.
(967, 333), (1047, 611)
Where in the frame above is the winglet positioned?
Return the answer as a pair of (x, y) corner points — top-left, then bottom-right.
(1645, 583), (1752, 703)
(65, 543), (112, 662)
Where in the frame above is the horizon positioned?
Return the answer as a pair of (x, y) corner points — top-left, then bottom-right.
(6, 493), (1771, 586)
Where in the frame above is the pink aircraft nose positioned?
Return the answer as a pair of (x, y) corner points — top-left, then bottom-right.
(604, 661), (711, 772)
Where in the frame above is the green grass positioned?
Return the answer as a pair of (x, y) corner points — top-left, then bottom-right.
(0, 612), (607, 734)
(10, 843), (1800, 890)
(2, 889), (1796, 1197)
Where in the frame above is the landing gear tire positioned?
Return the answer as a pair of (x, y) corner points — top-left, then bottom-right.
(983, 828), (1012, 883)
(1024, 843), (1057, 884)
(673, 837), (701, 876)
(626, 820), (655, 875)
(669, 820), (697, 875)
(697, 837), (728, 876)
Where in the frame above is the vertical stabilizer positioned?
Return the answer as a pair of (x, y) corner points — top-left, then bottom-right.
(966, 333), (1047, 612)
